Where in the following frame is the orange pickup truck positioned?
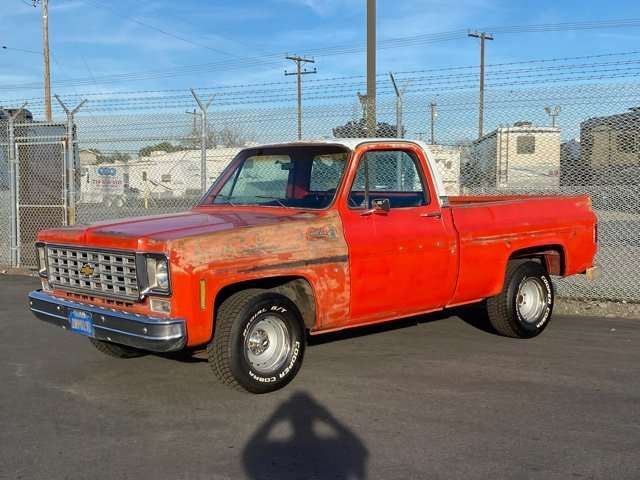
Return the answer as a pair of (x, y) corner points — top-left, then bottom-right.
(29, 139), (598, 393)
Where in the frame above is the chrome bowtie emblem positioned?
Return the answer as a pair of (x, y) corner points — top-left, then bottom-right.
(79, 263), (95, 277)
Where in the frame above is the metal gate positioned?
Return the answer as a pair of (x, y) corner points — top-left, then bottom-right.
(7, 121), (69, 268)
(16, 136), (67, 267)
(0, 123), (10, 267)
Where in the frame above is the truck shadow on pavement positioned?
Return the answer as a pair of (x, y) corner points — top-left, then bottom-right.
(157, 304), (497, 363)
(242, 391), (369, 480)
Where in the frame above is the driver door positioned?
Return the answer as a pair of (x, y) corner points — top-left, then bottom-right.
(339, 144), (456, 323)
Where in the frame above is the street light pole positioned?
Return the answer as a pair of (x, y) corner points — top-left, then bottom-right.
(190, 89), (215, 194)
(544, 105), (562, 127)
(389, 72), (404, 138)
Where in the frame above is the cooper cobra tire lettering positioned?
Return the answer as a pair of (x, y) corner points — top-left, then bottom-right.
(487, 261), (555, 339)
(209, 291), (306, 394)
(278, 341), (300, 379)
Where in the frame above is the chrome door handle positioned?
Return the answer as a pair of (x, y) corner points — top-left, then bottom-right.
(420, 212), (442, 219)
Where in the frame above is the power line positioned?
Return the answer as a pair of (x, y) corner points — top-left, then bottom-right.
(5, 16), (640, 92)
(6, 48), (640, 97)
(18, 72), (640, 115)
(1, 45), (41, 55)
(6, 51), (640, 108)
(10, 60), (640, 106)
(83, 0), (278, 65)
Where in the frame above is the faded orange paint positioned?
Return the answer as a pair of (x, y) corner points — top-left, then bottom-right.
(36, 141), (598, 348)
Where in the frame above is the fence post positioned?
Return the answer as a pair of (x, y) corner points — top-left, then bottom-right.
(190, 89), (215, 194)
(54, 95), (86, 225)
(5, 103), (27, 268)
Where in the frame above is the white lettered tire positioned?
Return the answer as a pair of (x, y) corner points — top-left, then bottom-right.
(208, 289), (306, 394)
(486, 261), (554, 338)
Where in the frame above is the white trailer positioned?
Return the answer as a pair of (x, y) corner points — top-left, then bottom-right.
(466, 122), (561, 191)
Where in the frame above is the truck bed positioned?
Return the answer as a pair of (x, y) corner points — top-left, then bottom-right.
(445, 194), (597, 306)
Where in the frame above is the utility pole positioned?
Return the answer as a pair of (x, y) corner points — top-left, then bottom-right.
(41, 0), (52, 121)
(468, 31), (493, 138)
(366, 0), (376, 137)
(389, 72), (404, 138)
(430, 102), (437, 144)
(285, 55), (316, 140)
(544, 105), (561, 127)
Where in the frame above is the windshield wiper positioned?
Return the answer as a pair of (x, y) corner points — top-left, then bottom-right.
(212, 196), (237, 206)
(254, 195), (288, 208)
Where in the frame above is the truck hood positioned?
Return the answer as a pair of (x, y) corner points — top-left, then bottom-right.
(37, 207), (320, 251)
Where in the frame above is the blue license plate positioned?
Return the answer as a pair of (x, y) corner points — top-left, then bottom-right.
(69, 309), (94, 337)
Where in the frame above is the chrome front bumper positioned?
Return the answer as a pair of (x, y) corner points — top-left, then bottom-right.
(28, 290), (187, 352)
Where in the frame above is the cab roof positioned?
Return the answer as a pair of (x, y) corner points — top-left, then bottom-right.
(244, 138), (448, 200)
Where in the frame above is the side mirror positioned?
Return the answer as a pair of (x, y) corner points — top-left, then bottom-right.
(372, 197), (390, 212)
(361, 197), (390, 216)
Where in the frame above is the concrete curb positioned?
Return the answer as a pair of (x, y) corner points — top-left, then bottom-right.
(555, 297), (640, 320)
(0, 267), (37, 276)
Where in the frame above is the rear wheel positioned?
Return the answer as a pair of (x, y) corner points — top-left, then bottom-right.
(487, 261), (554, 338)
(208, 290), (306, 394)
(89, 338), (147, 358)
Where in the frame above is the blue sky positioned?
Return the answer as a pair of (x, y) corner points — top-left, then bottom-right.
(3, 0), (640, 101)
(3, 0), (640, 145)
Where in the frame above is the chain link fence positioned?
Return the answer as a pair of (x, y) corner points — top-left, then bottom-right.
(0, 122), (10, 267)
(1, 76), (639, 301)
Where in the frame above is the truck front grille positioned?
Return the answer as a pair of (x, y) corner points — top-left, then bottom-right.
(46, 246), (140, 300)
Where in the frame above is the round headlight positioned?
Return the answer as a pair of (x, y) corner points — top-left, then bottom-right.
(155, 259), (169, 290)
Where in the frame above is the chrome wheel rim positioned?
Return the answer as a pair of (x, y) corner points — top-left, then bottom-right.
(517, 277), (547, 323)
(245, 315), (291, 374)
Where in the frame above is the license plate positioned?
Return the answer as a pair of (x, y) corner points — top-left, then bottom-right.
(69, 309), (94, 337)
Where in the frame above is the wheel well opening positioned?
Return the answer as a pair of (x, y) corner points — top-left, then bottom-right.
(214, 276), (317, 331)
(509, 245), (565, 276)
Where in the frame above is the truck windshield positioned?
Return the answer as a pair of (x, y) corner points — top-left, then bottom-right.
(201, 145), (350, 209)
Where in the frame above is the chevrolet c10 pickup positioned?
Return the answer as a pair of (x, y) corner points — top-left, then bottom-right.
(28, 139), (598, 393)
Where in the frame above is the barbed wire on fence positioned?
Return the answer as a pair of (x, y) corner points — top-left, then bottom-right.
(1, 72), (639, 302)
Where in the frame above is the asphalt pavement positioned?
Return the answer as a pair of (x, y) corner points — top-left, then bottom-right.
(1, 274), (639, 480)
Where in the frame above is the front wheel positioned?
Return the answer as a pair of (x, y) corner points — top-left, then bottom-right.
(208, 290), (306, 394)
(487, 261), (554, 338)
(89, 338), (147, 358)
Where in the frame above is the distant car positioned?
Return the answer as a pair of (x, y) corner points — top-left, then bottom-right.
(29, 139), (598, 394)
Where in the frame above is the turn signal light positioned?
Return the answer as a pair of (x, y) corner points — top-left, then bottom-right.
(150, 298), (171, 314)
